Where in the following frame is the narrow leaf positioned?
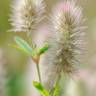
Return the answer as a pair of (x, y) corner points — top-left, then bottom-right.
(9, 44), (30, 55)
(53, 84), (59, 96)
(14, 36), (32, 55)
(49, 82), (59, 96)
(37, 43), (49, 55)
(33, 81), (50, 96)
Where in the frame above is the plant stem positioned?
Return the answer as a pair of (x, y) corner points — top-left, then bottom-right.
(31, 55), (42, 83)
(36, 63), (42, 83)
(49, 74), (61, 94)
(56, 74), (61, 85)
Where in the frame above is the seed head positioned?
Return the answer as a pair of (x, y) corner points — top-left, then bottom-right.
(9, 0), (45, 34)
(51, 0), (86, 73)
(40, 0), (85, 89)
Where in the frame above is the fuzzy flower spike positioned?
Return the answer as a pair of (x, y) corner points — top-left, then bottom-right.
(40, 0), (85, 89)
(9, 0), (45, 34)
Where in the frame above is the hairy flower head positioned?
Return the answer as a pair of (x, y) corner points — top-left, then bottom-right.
(40, 0), (85, 89)
(50, 0), (85, 73)
(9, 0), (45, 34)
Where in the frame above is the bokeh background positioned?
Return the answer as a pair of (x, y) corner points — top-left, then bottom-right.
(0, 0), (96, 96)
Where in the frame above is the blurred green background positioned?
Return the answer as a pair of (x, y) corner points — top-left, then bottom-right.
(0, 0), (96, 96)
(0, 0), (28, 71)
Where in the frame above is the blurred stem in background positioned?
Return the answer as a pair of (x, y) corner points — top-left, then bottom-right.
(6, 71), (25, 96)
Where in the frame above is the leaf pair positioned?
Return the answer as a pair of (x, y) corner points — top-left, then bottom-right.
(10, 36), (49, 57)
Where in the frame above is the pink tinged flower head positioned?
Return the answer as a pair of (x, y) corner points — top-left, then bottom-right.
(50, 0), (85, 74)
(9, 0), (45, 34)
(40, 0), (85, 89)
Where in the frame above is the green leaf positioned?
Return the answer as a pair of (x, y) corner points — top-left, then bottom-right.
(52, 84), (59, 96)
(9, 44), (30, 55)
(33, 81), (50, 96)
(14, 36), (32, 55)
(49, 83), (59, 96)
(37, 43), (49, 55)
